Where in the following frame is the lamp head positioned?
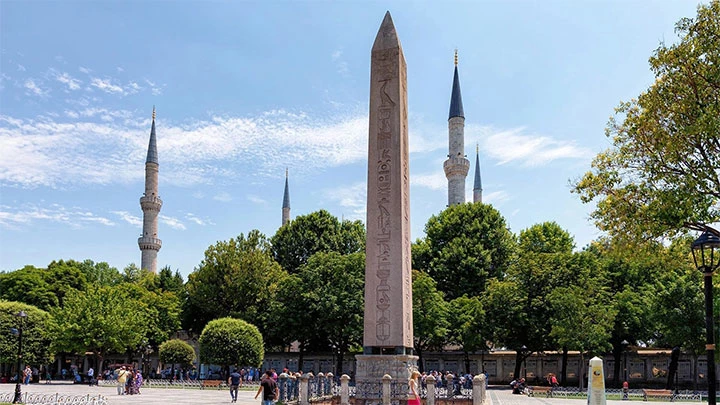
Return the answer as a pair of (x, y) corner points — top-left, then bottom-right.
(16, 311), (27, 318)
(692, 231), (720, 272)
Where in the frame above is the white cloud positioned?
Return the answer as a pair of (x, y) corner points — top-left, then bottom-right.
(79, 66), (91, 74)
(331, 48), (349, 77)
(411, 171), (446, 190)
(117, 67), (124, 72)
(478, 127), (592, 166)
(323, 182), (366, 220)
(17, 64), (26, 72)
(112, 211), (142, 227)
(159, 214), (186, 230)
(24, 79), (49, 97)
(90, 77), (125, 94)
(484, 190), (510, 204)
(0, 204), (114, 229)
(213, 192), (232, 202)
(247, 195), (267, 204)
(185, 213), (212, 226)
(55, 72), (81, 90)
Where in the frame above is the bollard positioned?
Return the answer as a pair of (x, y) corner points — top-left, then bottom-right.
(326, 372), (334, 396)
(473, 374), (485, 405)
(300, 373), (310, 405)
(340, 374), (350, 405)
(426, 375), (436, 405)
(318, 373), (325, 396)
(279, 373), (288, 401)
(382, 374), (392, 405)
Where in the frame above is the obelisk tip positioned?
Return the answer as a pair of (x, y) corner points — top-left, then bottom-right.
(372, 11), (400, 51)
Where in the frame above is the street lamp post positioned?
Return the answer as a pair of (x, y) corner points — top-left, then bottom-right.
(692, 231), (720, 405)
(12, 310), (28, 404)
(621, 339), (629, 384)
(521, 345), (528, 380)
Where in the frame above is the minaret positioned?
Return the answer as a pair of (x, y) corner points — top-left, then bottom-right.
(138, 106), (162, 273)
(443, 50), (470, 206)
(282, 168), (291, 226)
(473, 144), (483, 203)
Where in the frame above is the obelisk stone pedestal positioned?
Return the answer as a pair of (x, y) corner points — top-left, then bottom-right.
(355, 11), (417, 405)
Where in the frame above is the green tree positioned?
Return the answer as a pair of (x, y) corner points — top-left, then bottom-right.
(51, 285), (149, 371)
(413, 203), (515, 299)
(271, 210), (365, 274)
(117, 281), (182, 347)
(448, 295), (486, 373)
(269, 252), (364, 374)
(159, 339), (196, 380)
(300, 252), (364, 374)
(573, 1), (720, 240)
(412, 270), (449, 371)
(158, 266), (184, 294)
(484, 223), (584, 381)
(74, 259), (123, 286)
(199, 317), (264, 373)
(548, 283), (616, 390)
(518, 221), (574, 254)
(0, 266), (58, 310)
(46, 260), (88, 306)
(184, 230), (286, 336)
(0, 302), (54, 367)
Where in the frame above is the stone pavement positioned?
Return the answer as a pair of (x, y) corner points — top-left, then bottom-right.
(487, 387), (698, 405)
(1, 383), (700, 404)
(0, 381), (260, 404)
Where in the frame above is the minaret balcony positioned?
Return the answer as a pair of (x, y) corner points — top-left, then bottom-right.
(138, 237), (162, 251)
(140, 195), (163, 211)
(443, 157), (470, 177)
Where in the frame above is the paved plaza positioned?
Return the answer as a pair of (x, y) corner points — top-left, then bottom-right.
(0, 383), (701, 405)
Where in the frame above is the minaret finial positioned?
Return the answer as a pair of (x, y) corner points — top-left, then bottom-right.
(286, 167), (288, 178)
(454, 49), (458, 66)
(152, 105), (156, 121)
(476, 143), (479, 154)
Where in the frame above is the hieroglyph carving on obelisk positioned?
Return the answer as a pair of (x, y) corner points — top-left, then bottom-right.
(364, 10), (413, 353)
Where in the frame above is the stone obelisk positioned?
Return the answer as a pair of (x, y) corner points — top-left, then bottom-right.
(355, 11), (417, 405)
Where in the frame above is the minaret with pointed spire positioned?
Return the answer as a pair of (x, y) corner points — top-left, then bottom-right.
(443, 50), (470, 206)
(138, 106), (162, 273)
(473, 144), (483, 203)
(282, 168), (291, 226)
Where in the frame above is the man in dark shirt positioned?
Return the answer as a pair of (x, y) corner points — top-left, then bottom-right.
(229, 368), (242, 403)
(255, 370), (279, 405)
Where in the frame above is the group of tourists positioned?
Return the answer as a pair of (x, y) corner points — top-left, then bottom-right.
(115, 365), (143, 395)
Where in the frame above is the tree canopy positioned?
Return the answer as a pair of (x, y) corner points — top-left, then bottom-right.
(0, 301), (54, 366)
(159, 338), (196, 369)
(413, 203), (515, 299)
(271, 209), (365, 274)
(198, 317), (264, 369)
(183, 230), (286, 334)
(573, 1), (720, 239)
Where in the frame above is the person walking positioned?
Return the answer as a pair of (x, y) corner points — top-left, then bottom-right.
(408, 371), (421, 405)
(116, 366), (129, 395)
(229, 368), (241, 403)
(23, 365), (32, 385)
(255, 370), (279, 405)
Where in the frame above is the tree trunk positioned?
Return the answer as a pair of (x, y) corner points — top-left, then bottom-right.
(579, 352), (584, 391)
(514, 351), (522, 380)
(613, 345), (622, 388)
(417, 347), (424, 373)
(298, 344), (305, 372)
(561, 347), (568, 386)
(336, 347), (344, 376)
(464, 351), (471, 375)
(666, 347), (680, 390)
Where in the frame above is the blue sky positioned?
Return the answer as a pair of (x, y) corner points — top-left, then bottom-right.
(0, 1), (701, 277)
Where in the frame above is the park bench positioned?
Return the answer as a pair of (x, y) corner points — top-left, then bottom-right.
(201, 379), (224, 390)
(642, 389), (674, 401)
(528, 386), (552, 397)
